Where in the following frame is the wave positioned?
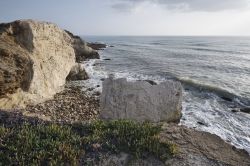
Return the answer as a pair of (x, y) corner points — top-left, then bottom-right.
(150, 42), (167, 46)
(189, 47), (243, 55)
(176, 77), (250, 106)
(83, 57), (250, 107)
(114, 70), (250, 106)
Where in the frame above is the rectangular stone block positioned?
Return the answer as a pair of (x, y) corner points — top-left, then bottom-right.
(100, 78), (182, 123)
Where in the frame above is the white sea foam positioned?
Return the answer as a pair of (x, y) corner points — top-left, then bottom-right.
(181, 90), (250, 153)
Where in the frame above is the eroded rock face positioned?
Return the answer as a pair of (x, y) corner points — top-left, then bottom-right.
(66, 63), (89, 81)
(65, 30), (99, 62)
(0, 20), (75, 108)
(0, 40), (33, 97)
(100, 78), (182, 123)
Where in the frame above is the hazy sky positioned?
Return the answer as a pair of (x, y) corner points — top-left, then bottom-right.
(0, 0), (250, 36)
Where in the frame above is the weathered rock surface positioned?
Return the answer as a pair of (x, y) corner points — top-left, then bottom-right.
(0, 20), (100, 109)
(0, 20), (75, 108)
(0, 40), (33, 97)
(100, 78), (182, 123)
(161, 124), (250, 166)
(95, 153), (164, 166)
(65, 30), (99, 62)
(87, 42), (107, 50)
(66, 63), (88, 81)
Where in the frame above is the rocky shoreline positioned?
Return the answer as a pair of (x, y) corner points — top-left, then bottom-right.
(0, 86), (100, 125)
(0, 20), (250, 165)
(23, 86), (100, 123)
(1, 76), (249, 165)
(0, 86), (249, 165)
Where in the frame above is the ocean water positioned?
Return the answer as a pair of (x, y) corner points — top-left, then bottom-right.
(82, 36), (250, 153)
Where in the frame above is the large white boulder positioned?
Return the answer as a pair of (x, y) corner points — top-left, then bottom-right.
(0, 20), (75, 108)
(100, 78), (183, 123)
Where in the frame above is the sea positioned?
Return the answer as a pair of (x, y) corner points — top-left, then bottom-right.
(81, 36), (250, 153)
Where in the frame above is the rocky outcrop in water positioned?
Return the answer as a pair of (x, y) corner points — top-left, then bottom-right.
(0, 20), (97, 109)
(87, 42), (107, 50)
(65, 30), (99, 62)
(100, 78), (182, 123)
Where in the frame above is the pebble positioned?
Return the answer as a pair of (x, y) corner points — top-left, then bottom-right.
(23, 87), (100, 123)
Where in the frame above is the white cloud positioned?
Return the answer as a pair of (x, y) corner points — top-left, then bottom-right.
(105, 0), (250, 36)
(112, 0), (250, 12)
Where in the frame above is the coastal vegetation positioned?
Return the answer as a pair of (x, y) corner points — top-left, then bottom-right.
(0, 120), (176, 165)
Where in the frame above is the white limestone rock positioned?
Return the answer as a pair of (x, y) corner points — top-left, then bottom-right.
(100, 78), (183, 123)
(0, 20), (75, 108)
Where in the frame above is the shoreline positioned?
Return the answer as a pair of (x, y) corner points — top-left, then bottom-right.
(0, 20), (249, 165)
(0, 85), (249, 165)
(82, 39), (250, 155)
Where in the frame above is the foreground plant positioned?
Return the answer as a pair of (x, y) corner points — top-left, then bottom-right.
(0, 120), (177, 165)
(74, 120), (177, 160)
(0, 124), (83, 165)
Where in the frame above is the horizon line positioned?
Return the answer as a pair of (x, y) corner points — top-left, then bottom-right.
(81, 35), (250, 37)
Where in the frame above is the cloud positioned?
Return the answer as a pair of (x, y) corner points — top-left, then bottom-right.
(112, 2), (134, 12)
(112, 0), (250, 12)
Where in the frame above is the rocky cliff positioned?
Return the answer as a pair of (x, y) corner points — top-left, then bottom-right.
(65, 30), (99, 62)
(0, 20), (96, 109)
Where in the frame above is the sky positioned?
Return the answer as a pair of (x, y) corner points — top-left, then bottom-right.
(0, 0), (250, 36)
